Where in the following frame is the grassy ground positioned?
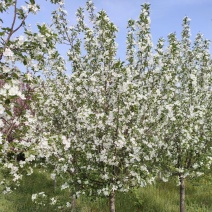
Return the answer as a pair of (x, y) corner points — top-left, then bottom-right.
(0, 168), (212, 212)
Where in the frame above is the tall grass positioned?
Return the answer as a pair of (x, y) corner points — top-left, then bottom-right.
(0, 168), (212, 212)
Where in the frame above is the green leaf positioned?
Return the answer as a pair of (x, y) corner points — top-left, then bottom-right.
(1, 27), (11, 32)
(5, 109), (12, 116)
(5, 99), (10, 104)
(23, 58), (27, 65)
(0, 31), (5, 36)
(12, 72), (19, 79)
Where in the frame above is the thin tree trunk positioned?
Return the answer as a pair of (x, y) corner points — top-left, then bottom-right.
(54, 177), (57, 191)
(109, 191), (116, 212)
(179, 174), (185, 212)
(70, 194), (76, 212)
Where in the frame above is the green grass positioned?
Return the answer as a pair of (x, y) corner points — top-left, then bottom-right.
(0, 169), (212, 212)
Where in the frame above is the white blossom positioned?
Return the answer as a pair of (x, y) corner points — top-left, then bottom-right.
(3, 48), (14, 57)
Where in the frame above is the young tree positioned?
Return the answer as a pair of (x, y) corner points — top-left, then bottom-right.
(154, 17), (212, 212)
(32, 3), (160, 211)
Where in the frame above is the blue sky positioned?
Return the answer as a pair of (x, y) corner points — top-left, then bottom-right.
(3, 0), (212, 59)
(97, 0), (212, 58)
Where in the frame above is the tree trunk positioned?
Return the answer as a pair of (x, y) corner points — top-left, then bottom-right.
(70, 194), (76, 212)
(179, 174), (185, 212)
(109, 191), (116, 212)
(54, 177), (57, 191)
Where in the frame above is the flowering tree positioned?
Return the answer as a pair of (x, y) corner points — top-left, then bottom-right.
(32, 2), (162, 211)
(0, 0), (62, 193)
(154, 18), (212, 212)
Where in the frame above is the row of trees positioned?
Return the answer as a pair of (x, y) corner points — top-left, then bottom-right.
(0, 1), (211, 211)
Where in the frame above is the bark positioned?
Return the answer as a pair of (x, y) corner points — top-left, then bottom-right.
(109, 191), (116, 212)
(70, 194), (76, 212)
(54, 177), (57, 191)
(179, 174), (185, 212)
